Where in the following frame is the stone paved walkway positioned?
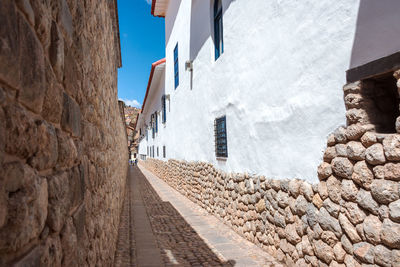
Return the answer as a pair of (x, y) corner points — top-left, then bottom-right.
(114, 166), (282, 267)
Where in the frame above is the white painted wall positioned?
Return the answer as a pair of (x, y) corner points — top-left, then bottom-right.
(137, 64), (168, 160)
(143, 0), (366, 183)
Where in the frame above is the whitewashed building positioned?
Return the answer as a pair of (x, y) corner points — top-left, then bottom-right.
(136, 0), (400, 183)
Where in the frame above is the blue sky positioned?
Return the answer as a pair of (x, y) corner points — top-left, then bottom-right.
(117, 0), (165, 108)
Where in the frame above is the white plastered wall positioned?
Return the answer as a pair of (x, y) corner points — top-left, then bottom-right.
(147, 0), (364, 183)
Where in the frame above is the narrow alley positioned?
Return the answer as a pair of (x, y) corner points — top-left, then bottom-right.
(114, 166), (281, 267)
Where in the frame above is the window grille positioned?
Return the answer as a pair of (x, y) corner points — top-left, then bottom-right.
(174, 43), (179, 88)
(214, 116), (228, 158)
(214, 0), (224, 60)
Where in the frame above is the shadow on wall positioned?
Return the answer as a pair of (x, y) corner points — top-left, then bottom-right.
(165, 0), (182, 45)
(189, 0), (235, 60)
(349, 0), (400, 70)
(136, 167), (235, 266)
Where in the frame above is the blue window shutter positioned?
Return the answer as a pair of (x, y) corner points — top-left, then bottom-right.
(214, 0), (223, 60)
(174, 43), (179, 89)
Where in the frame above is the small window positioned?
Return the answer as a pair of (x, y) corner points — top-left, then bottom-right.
(362, 72), (400, 133)
(214, 116), (228, 158)
(157, 147), (159, 157)
(163, 145), (166, 158)
(214, 0), (224, 60)
(155, 112), (158, 133)
(152, 146), (154, 158)
(161, 95), (167, 123)
(147, 146), (149, 156)
(174, 43), (179, 89)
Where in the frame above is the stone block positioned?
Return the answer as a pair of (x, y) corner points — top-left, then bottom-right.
(317, 162), (332, 180)
(353, 242), (375, 264)
(370, 179), (399, 205)
(331, 157), (353, 179)
(0, 162), (47, 253)
(28, 121), (58, 171)
(346, 109), (369, 125)
(381, 163), (400, 181)
(374, 245), (392, 267)
(339, 213), (361, 243)
(356, 189), (379, 215)
(344, 93), (363, 109)
(343, 81), (361, 94)
(389, 199), (400, 223)
(333, 127), (347, 144)
(363, 215), (382, 245)
(361, 132), (377, 148)
(0, 0), (21, 90)
(4, 103), (38, 159)
(344, 202), (366, 225)
(347, 141), (365, 160)
(47, 172), (71, 232)
(326, 176), (342, 204)
(352, 161), (373, 190)
(50, 21), (64, 82)
(60, 217), (78, 266)
(318, 208), (342, 238)
(341, 179), (358, 202)
(56, 129), (77, 168)
(313, 240), (334, 264)
(365, 143), (386, 165)
(61, 93), (81, 137)
(18, 10), (46, 114)
(381, 219), (400, 249)
(383, 135), (400, 161)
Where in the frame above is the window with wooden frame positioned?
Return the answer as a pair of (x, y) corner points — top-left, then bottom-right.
(214, 116), (228, 158)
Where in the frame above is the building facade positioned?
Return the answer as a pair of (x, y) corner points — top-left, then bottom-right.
(137, 0), (400, 183)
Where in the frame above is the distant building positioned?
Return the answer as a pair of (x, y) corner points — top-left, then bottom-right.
(136, 0), (400, 182)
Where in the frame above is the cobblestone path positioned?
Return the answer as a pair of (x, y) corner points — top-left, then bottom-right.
(114, 166), (281, 267)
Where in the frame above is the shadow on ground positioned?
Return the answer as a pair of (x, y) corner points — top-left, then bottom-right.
(134, 166), (236, 267)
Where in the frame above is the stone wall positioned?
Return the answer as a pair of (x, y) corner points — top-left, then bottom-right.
(141, 71), (400, 266)
(0, 0), (128, 266)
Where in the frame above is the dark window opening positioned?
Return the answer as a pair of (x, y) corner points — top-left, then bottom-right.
(214, 0), (224, 60)
(163, 146), (166, 158)
(155, 112), (158, 133)
(162, 95), (167, 123)
(174, 43), (179, 89)
(157, 147), (159, 157)
(214, 116), (228, 158)
(362, 72), (400, 133)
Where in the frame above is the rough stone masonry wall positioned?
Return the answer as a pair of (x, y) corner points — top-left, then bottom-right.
(141, 71), (400, 266)
(0, 0), (128, 266)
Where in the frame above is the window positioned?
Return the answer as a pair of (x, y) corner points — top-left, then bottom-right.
(174, 43), (179, 88)
(151, 114), (155, 139)
(157, 147), (159, 157)
(161, 95), (167, 123)
(163, 145), (166, 158)
(362, 72), (400, 133)
(214, 116), (228, 158)
(146, 129), (148, 141)
(155, 112), (158, 133)
(214, 0), (224, 60)
(147, 146), (149, 156)
(152, 146), (154, 158)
